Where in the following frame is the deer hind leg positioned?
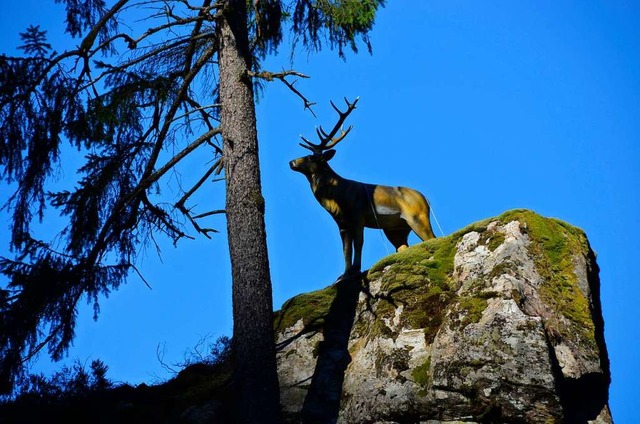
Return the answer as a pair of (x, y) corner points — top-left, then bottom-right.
(383, 227), (411, 252)
(406, 212), (436, 241)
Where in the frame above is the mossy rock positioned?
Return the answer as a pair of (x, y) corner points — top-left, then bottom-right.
(498, 210), (596, 345)
(276, 209), (606, 424)
(275, 209), (597, 350)
(274, 284), (338, 334)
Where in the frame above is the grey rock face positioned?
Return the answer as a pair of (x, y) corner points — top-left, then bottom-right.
(275, 210), (611, 423)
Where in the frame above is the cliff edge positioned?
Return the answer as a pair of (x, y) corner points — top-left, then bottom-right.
(275, 209), (611, 423)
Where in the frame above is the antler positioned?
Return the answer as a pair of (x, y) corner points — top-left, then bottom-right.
(299, 97), (359, 153)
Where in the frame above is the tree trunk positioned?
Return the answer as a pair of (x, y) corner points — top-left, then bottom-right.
(218, 1), (281, 423)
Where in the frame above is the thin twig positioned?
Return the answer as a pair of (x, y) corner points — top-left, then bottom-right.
(192, 209), (225, 219)
(131, 264), (153, 290)
(21, 325), (62, 363)
(141, 193), (191, 242)
(249, 70), (316, 117)
(175, 162), (218, 211)
(174, 161), (223, 238)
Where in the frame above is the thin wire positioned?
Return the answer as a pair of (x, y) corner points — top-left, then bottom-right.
(427, 199), (446, 237)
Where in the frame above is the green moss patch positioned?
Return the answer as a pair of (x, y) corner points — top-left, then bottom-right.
(411, 358), (432, 394)
(362, 235), (459, 342)
(368, 236), (456, 289)
(274, 284), (338, 334)
(497, 210), (595, 345)
(478, 229), (506, 252)
(455, 296), (489, 327)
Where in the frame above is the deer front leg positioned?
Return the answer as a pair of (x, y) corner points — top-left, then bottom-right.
(339, 226), (363, 280)
(352, 225), (364, 275)
(339, 227), (353, 275)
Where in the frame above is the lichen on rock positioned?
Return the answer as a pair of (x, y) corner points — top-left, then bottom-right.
(275, 209), (611, 423)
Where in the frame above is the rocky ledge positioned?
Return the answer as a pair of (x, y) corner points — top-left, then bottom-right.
(275, 209), (611, 423)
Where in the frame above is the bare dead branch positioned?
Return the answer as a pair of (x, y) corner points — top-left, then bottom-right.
(131, 263), (153, 290)
(156, 342), (180, 375)
(174, 161), (224, 238)
(192, 209), (225, 219)
(178, 0), (226, 13)
(144, 127), (221, 200)
(181, 206), (219, 238)
(249, 70), (316, 117)
(175, 162), (218, 211)
(212, 157), (224, 175)
(141, 192), (192, 242)
(79, 0), (130, 53)
(139, 44), (218, 185)
(172, 102), (221, 125)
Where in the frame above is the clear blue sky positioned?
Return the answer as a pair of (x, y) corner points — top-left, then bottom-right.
(1, 1), (638, 421)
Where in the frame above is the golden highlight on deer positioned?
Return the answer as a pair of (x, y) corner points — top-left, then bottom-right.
(290, 97), (436, 278)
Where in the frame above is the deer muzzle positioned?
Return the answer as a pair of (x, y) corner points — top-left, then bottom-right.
(289, 159), (303, 171)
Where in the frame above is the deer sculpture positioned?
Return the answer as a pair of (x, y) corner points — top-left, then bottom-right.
(289, 97), (436, 279)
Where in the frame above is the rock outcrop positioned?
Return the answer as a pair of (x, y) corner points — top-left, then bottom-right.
(275, 209), (611, 423)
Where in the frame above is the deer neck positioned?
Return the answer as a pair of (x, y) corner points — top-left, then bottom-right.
(309, 165), (342, 198)
(308, 165), (345, 217)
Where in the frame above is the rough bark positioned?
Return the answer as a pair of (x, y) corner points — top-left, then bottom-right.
(218, 1), (281, 422)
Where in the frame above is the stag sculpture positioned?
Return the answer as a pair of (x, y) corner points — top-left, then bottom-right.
(290, 97), (436, 278)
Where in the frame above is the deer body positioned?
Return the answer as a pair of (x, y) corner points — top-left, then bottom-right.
(290, 150), (435, 278)
(290, 97), (436, 278)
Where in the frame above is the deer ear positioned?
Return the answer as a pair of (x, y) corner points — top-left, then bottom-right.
(322, 149), (336, 162)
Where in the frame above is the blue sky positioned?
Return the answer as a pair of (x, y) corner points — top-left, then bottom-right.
(1, 1), (638, 421)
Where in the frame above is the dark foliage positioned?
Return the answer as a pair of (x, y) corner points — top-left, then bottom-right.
(0, 337), (234, 423)
(292, 0), (384, 57)
(18, 26), (52, 57)
(5, 358), (112, 404)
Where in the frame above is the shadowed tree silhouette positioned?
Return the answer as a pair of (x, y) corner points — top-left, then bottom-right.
(300, 275), (363, 424)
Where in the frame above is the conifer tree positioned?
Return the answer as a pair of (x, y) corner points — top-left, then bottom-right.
(0, 1), (384, 421)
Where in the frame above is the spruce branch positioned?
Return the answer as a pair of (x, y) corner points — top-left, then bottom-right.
(78, 0), (129, 53)
(126, 127), (222, 218)
(140, 44), (217, 182)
